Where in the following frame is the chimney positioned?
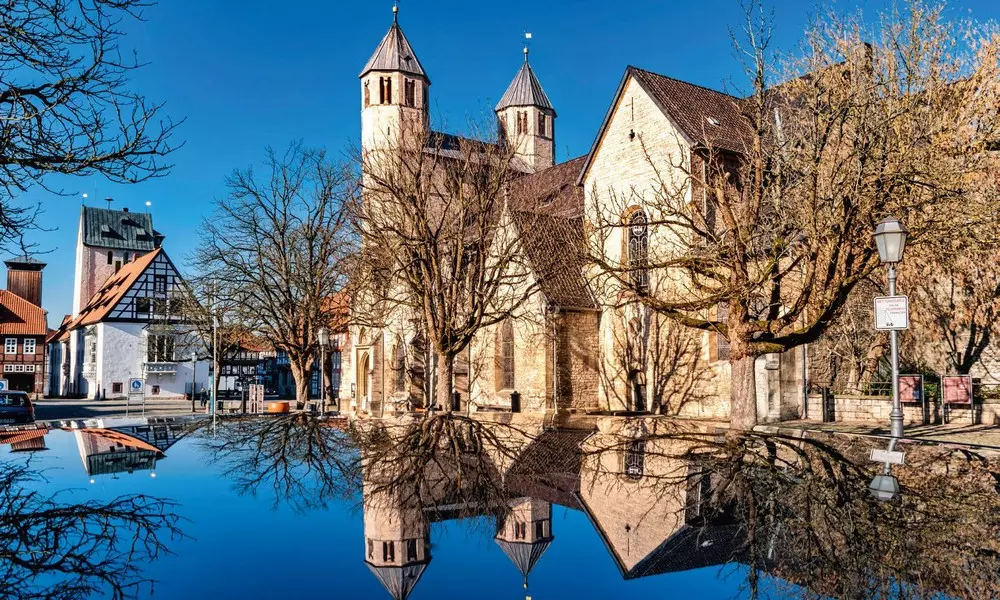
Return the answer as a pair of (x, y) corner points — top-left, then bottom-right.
(4, 256), (46, 307)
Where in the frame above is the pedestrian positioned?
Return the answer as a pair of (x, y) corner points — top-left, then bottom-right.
(200, 387), (207, 408)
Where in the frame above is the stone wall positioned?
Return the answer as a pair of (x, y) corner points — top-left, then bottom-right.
(803, 392), (984, 425)
(556, 310), (600, 412)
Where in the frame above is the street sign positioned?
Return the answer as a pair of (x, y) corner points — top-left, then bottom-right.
(128, 378), (144, 396)
(871, 448), (906, 465)
(874, 295), (909, 331)
(0, 379), (8, 391)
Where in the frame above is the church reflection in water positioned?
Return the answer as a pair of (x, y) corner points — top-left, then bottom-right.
(349, 414), (1000, 600)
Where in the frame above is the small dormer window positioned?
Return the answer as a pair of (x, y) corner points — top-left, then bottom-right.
(404, 79), (415, 107)
(538, 113), (547, 137)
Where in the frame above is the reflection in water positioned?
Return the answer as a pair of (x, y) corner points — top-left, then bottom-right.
(0, 423), (185, 600)
(72, 419), (194, 479)
(99, 412), (1000, 600)
(0, 423), (51, 453)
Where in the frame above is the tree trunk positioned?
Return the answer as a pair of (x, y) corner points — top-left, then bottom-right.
(289, 357), (311, 410)
(435, 351), (454, 413)
(730, 354), (758, 431)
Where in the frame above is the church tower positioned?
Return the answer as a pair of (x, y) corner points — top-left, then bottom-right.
(360, 5), (430, 153)
(496, 47), (556, 172)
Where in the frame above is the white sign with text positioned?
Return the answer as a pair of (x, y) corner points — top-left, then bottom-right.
(874, 295), (909, 331)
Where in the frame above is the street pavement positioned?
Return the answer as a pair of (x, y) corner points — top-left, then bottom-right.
(34, 397), (205, 422)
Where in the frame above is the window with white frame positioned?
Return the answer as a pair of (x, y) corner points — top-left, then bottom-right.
(4, 338), (16, 354)
(23, 339), (35, 354)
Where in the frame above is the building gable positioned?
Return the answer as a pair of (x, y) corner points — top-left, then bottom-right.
(80, 206), (158, 251)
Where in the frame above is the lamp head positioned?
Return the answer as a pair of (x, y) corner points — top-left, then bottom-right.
(873, 217), (908, 264)
(317, 327), (330, 347)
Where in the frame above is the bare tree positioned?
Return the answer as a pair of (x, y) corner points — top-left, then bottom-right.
(586, 0), (1000, 429)
(0, 0), (178, 252)
(354, 124), (551, 409)
(194, 144), (357, 407)
(0, 459), (184, 600)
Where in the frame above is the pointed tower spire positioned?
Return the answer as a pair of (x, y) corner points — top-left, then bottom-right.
(496, 35), (556, 171)
(360, 4), (428, 82)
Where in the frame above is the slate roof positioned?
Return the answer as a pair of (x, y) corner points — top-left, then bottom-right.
(80, 206), (157, 251)
(624, 523), (747, 579)
(4, 255), (46, 270)
(71, 248), (162, 328)
(509, 155), (587, 218)
(366, 562), (428, 600)
(496, 57), (555, 115)
(0, 289), (47, 336)
(360, 19), (429, 81)
(630, 67), (750, 153)
(510, 211), (596, 310)
(495, 537), (553, 583)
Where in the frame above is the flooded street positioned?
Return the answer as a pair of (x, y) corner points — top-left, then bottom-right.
(1, 415), (998, 599)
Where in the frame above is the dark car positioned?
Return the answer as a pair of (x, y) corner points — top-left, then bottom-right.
(0, 391), (34, 425)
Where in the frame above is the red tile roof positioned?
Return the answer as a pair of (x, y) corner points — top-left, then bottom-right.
(0, 290), (47, 336)
(509, 156), (587, 218)
(46, 315), (72, 344)
(72, 248), (162, 328)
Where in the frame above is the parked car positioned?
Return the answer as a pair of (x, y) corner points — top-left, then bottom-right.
(0, 391), (34, 424)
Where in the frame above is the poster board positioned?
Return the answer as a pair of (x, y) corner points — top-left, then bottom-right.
(898, 375), (923, 404)
(942, 375), (973, 405)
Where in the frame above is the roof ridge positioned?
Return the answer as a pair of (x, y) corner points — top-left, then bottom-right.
(628, 65), (741, 100)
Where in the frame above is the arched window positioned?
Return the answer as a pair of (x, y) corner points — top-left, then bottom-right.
(499, 320), (515, 390)
(385, 77), (392, 104)
(107, 251), (113, 265)
(404, 79), (415, 107)
(392, 342), (406, 393)
(363, 81), (370, 107)
(624, 439), (646, 480)
(538, 113), (547, 137)
(379, 77), (386, 104)
(627, 211), (649, 293)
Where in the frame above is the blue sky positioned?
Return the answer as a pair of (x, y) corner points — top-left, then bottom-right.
(19, 0), (1000, 326)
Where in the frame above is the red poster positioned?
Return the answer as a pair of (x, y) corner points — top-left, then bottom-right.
(942, 376), (973, 405)
(898, 375), (922, 403)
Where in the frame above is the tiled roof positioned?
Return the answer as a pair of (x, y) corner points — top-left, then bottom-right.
(360, 20), (428, 81)
(630, 66), (750, 153)
(510, 211), (596, 310)
(0, 290), (47, 336)
(47, 314), (72, 344)
(496, 57), (555, 115)
(509, 156), (587, 218)
(71, 248), (162, 328)
(81, 206), (157, 251)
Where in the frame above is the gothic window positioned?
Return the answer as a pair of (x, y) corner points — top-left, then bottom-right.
(624, 439), (646, 480)
(392, 342), (406, 393)
(404, 79), (415, 107)
(627, 211), (649, 294)
(107, 251), (113, 265)
(364, 81), (370, 107)
(716, 303), (731, 361)
(538, 113), (547, 137)
(499, 320), (515, 390)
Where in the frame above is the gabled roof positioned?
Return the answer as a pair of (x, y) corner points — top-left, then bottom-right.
(71, 248), (163, 328)
(510, 211), (596, 310)
(81, 206), (157, 251)
(47, 314), (72, 344)
(360, 17), (429, 81)
(509, 156), (587, 218)
(0, 290), (47, 336)
(578, 66), (751, 185)
(496, 56), (555, 115)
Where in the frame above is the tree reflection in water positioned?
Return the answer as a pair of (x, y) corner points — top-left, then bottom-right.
(200, 413), (1000, 599)
(0, 458), (184, 600)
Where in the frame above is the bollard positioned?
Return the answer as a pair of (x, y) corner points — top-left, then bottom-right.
(510, 391), (521, 413)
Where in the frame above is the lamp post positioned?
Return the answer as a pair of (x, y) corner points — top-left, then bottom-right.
(317, 327), (329, 416)
(873, 217), (909, 439)
(190, 352), (197, 413)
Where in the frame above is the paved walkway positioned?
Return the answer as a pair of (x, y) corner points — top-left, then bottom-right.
(34, 398), (205, 421)
(763, 419), (1000, 450)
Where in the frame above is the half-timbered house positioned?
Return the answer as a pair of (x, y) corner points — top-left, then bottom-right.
(56, 247), (209, 400)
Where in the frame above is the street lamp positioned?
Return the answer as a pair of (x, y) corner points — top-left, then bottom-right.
(873, 217), (909, 439)
(317, 327), (330, 416)
(190, 352), (197, 413)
